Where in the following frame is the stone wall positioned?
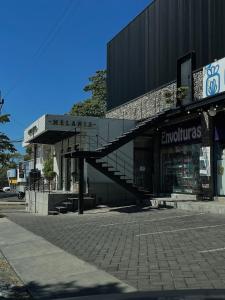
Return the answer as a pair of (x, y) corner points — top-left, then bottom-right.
(106, 69), (203, 120)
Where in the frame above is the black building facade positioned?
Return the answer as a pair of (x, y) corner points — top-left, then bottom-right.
(105, 0), (225, 201)
(107, 0), (225, 110)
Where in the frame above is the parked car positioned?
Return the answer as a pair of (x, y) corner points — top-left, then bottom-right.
(2, 187), (11, 192)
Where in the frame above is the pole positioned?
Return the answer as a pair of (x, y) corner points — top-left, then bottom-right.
(33, 144), (37, 191)
(78, 157), (84, 214)
(33, 144), (37, 170)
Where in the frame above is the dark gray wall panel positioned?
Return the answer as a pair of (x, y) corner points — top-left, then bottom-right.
(107, 0), (225, 110)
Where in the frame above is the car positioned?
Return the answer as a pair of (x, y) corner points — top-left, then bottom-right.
(2, 187), (11, 192)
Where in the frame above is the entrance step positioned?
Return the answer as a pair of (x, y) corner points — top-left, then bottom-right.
(214, 196), (225, 203)
(171, 193), (197, 201)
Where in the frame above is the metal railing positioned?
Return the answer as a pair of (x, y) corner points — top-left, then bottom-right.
(85, 134), (134, 183)
(27, 177), (56, 193)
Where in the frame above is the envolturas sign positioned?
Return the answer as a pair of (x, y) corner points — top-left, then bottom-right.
(161, 125), (201, 145)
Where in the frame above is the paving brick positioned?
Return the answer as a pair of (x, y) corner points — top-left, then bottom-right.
(6, 209), (225, 292)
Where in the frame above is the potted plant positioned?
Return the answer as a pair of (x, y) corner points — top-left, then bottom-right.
(176, 86), (189, 105)
(43, 157), (56, 191)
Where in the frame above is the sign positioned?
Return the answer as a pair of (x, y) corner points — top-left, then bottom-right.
(203, 57), (225, 98)
(28, 126), (38, 136)
(200, 147), (211, 176)
(9, 179), (17, 184)
(161, 125), (201, 145)
(48, 119), (96, 128)
(7, 169), (17, 178)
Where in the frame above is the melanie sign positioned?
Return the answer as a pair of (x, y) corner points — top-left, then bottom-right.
(48, 119), (96, 128)
(161, 125), (201, 145)
(203, 57), (225, 98)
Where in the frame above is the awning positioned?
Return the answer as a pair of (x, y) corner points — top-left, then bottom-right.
(28, 130), (77, 144)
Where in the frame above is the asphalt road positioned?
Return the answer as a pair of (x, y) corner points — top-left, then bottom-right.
(6, 206), (225, 293)
(0, 193), (21, 203)
(0, 192), (18, 200)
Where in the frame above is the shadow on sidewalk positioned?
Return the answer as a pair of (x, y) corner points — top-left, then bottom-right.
(23, 281), (225, 300)
(25, 280), (127, 299)
(109, 205), (152, 214)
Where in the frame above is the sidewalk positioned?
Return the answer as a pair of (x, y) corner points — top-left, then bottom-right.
(0, 217), (135, 299)
(165, 200), (225, 215)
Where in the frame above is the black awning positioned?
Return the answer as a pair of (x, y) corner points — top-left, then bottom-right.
(28, 130), (76, 144)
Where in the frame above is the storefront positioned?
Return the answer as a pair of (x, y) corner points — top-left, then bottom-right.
(160, 120), (202, 195)
(214, 111), (225, 196)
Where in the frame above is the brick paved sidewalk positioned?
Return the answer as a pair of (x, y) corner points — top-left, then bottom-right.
(5, 207), (225, 294)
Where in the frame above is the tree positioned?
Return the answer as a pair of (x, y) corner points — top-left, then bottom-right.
(0, 114), (16, 173)
(43, 157), (56, 182)
(70, 70), (107, 117)
(24, 145), (33, 161)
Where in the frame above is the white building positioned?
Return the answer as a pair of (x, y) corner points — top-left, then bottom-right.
(23, 114), (136, 215)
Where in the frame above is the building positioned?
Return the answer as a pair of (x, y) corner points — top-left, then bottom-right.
(23, 114), (136, 214)
(24, 0), (225, 215)
(106, 0), (225, 201)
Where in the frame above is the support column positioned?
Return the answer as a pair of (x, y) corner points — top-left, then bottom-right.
(33, 144), (37, 191)
(78, 157), (84, 214)
(153, 132), (160, 196)
(33, 144), (37, 170)
(200, 112), (214, 200)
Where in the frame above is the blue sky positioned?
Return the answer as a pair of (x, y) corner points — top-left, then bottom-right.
(0, 0), (150, 153)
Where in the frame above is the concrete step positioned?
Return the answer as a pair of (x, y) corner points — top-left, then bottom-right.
(171, 193), (197, 200)
(55, 206), (67, 214)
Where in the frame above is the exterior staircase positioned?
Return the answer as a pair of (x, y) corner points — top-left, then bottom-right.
(86, 157), (153, 201)
(66, 113), (166, 202)
(94, 111), (164, 157)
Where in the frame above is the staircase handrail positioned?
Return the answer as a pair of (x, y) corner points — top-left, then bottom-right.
(96, 134), (134, 166)
(87, 134), (134, 178)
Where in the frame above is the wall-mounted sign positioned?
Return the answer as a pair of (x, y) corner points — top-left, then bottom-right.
(48, 119), (96, 128)
(200, 146), (211, 177)
(161, 125), (201, 145)
(203, 57), (225, 98)
(7, 169), (17, 178)
(28, 126), (38, 136)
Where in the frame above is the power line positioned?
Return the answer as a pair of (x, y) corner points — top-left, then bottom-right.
(8, 140), (23, 143)
(5, 0), (80, 97)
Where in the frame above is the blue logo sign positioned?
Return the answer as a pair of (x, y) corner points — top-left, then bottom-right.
(205, 64), (220, 96)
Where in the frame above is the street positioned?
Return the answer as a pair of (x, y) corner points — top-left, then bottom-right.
(5, 207), (225, 292)
(0, 192), (18, 201)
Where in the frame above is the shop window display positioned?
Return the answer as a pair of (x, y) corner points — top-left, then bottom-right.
(161, 144), (201, 194)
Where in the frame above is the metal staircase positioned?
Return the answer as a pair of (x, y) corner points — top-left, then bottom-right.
(86, 157), (152, 200)
(65, 113), (165, 202)
(94, 112), (164, 157)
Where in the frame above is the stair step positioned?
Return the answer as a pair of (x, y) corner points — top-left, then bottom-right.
(138, 189), (150, 192)
(101, 165), (114, 169)
(48, 210), (59, 215)
(55, 206), (67, 213)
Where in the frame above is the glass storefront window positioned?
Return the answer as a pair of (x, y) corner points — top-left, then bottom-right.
(161, 144), (201, 194)
(215, 142), (225, 196)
